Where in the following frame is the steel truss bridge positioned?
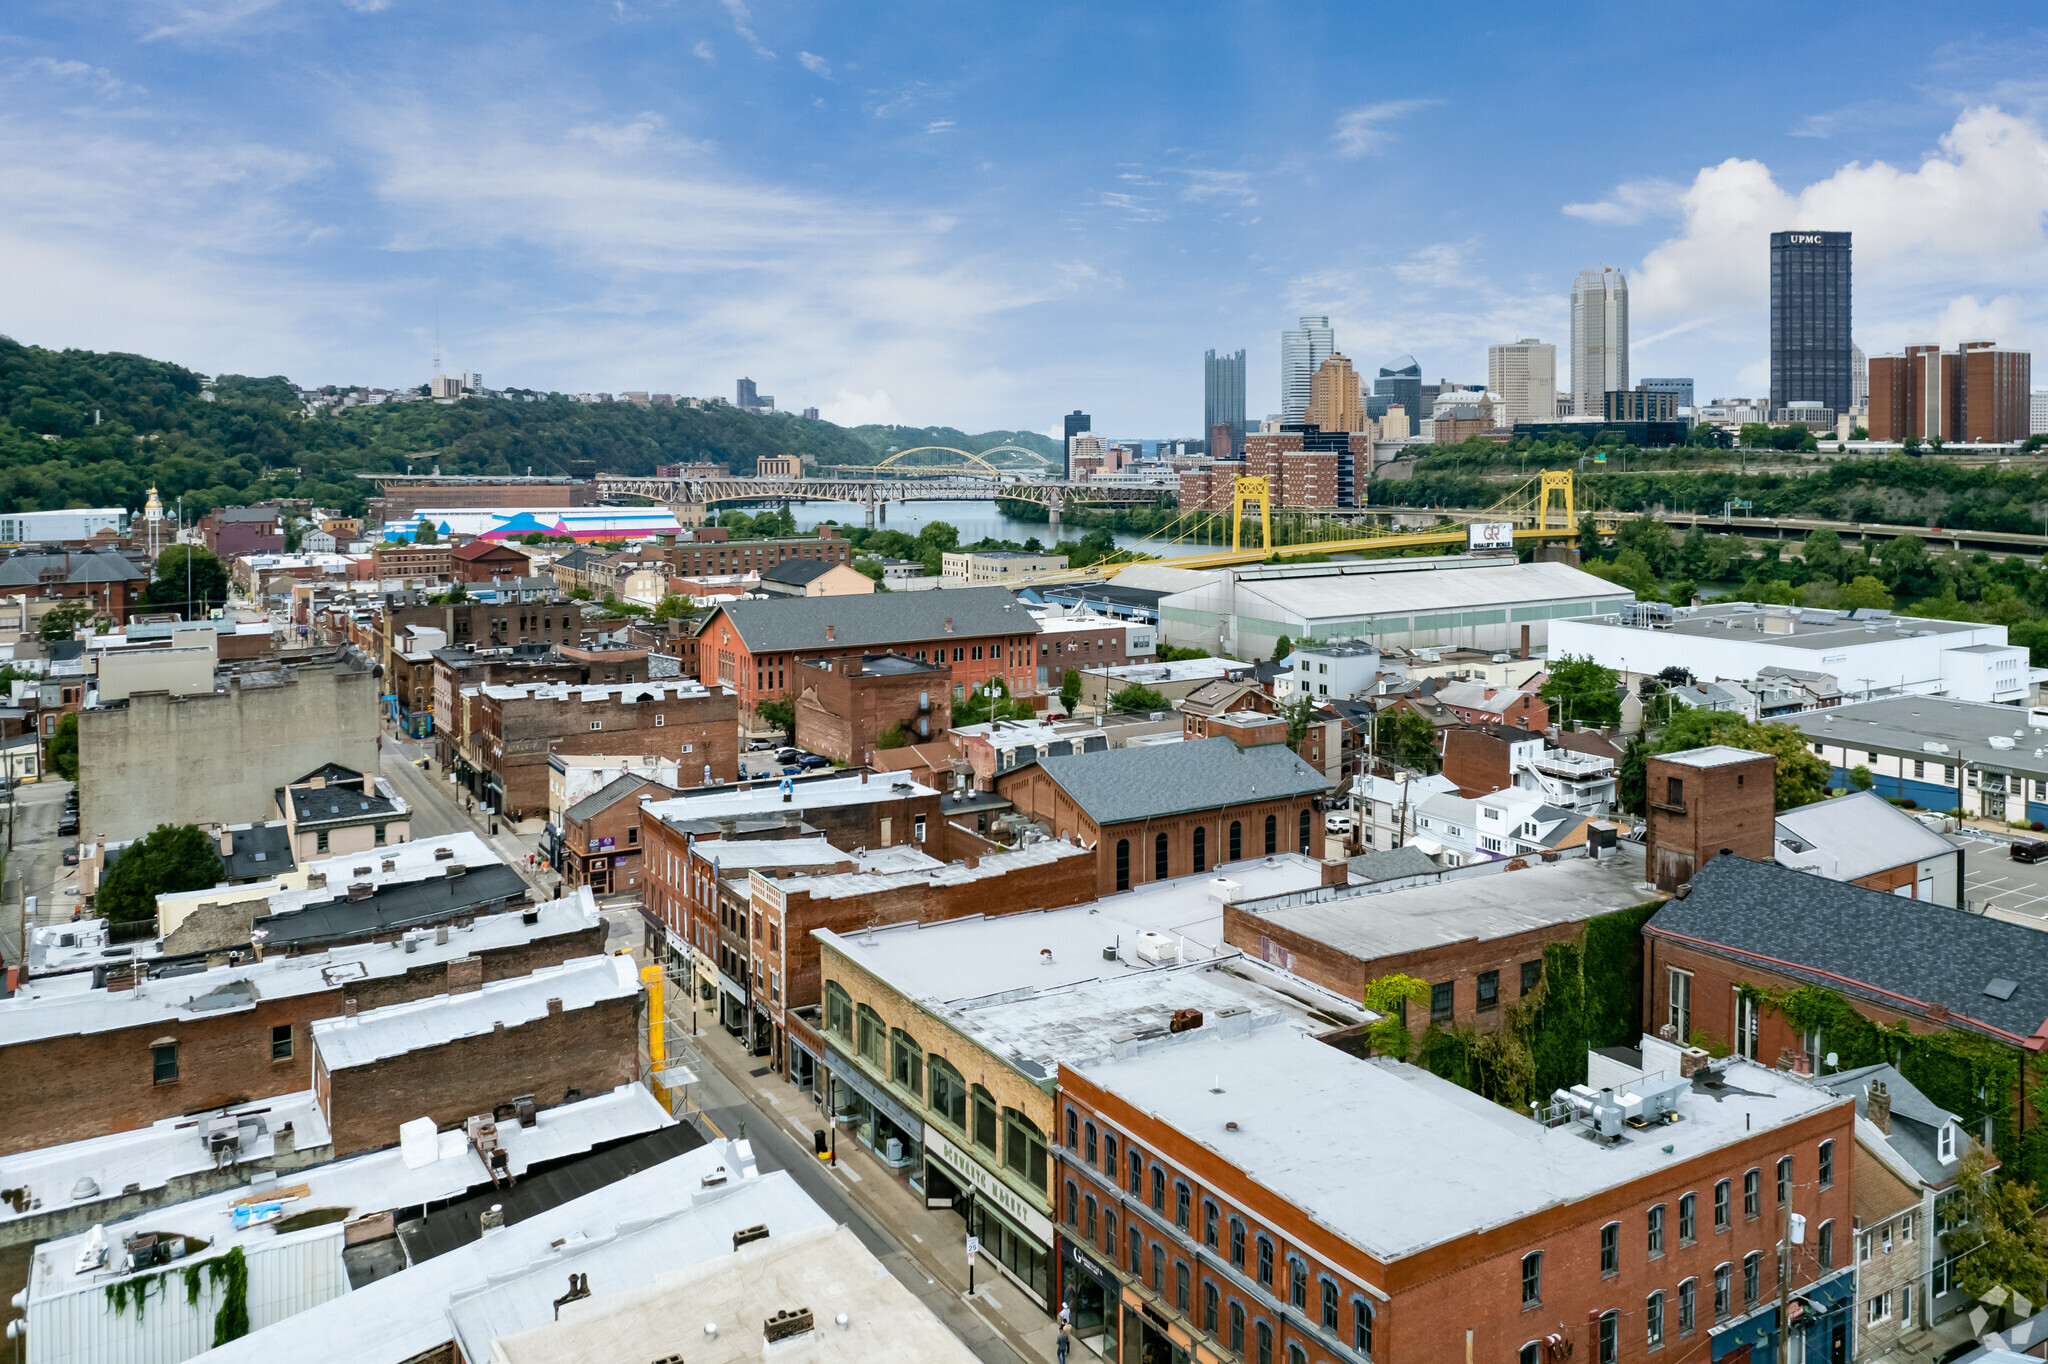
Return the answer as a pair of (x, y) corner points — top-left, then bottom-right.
(598, 475), (1166, 531)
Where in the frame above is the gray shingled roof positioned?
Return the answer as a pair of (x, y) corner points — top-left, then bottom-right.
(1647, 855), (2048, 1045)
(564, 773), (668, 823)
(1029, 736), (1328, 825)
(251, 864), (530, 948)
(705, 586), (1035, 654)
(760, 559), (835, 586)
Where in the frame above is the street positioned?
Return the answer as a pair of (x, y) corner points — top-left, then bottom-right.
(7, 778), (82, 945)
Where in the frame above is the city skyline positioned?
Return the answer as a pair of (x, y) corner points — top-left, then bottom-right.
(5, 3), (2048, 435)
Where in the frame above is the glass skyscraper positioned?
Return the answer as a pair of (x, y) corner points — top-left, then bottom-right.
(1203, 349), (1246, 457)
(1374, 354), (1422, 421)
(1569, 267), (1629, 419)
(1280, 317), (1334, 422)
(1062, 410), (1090, 480)
(1770, 231), (1853, 413)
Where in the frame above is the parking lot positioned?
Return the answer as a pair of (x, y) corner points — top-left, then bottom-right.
(1957, 835), (2048, 919)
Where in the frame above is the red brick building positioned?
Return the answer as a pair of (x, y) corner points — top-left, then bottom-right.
(450, 539), (535, 582)
(694, 586), (1039, 723)
(1055, 1021), (1857, 1364)
(560, 774), (676, 895)
(311, 953), (639, 1156)
(1644, 746), (1774, 891)
(996, 737), (1328, 896)
(649, 532), (849, 579)
(199, 505), (285, 557)
(0, 902), (604, 1156)
(1868, 340), (2032, 444)
(792, 653), (952, 766)
(471, 679), (739, 823)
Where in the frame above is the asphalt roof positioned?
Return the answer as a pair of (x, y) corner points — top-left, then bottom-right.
(760, 558), (835, 585)
(563, 772), (668, 823)
(285, 778), (406, 826)
(1789, 696), (2048, 778)
(252, 863), (532, 948)
(0, 550), (147, 586)
(704, 585), (1035, 653)
(222, 821), (296, 880)
(1647, 855), (2048, 1046)
(1028, 736), (1328, 825)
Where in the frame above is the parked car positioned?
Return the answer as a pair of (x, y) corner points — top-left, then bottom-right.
(746, 737), (776, 752)
(2013, 840), (2048, 864)
(799, 754), (832, 770)
(1324, 812), (1354, 835)
(776, 747), (801, 764)
(62, 846), (79, 866)
(58, 818), (79, 837)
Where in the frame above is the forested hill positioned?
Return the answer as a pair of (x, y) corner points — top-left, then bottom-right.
(0, 337), (1054, 518)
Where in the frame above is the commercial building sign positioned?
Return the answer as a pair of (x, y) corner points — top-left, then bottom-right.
(1466, 522), (1516, 551)
(922, 1124), (1055, 1243)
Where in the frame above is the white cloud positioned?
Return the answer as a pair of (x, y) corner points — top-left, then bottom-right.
(924, 119), (954, 134)
(1178, 169), (1255, 205)
(1631, 105), (2048, 365)
(717, 0), (774, 59)
(25, 57), (142, 98)
(340, 0), (393, 12)
(1561, 178), (1682, 226)
(139, 0), (284, 43)
(797, 51), (830, 78)
(691, 39), (715, 62)
(1331, 100), (1436, 158)
(819, 389), (903, 426)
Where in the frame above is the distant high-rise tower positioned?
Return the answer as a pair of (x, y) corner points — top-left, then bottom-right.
(1204, 349), (1247, 457)
(1851, 340), (1868, 411)
(1570, 268), (1629, 419)
(1487, 340), (1558, 426)
(1373, 355), (1422, 423)
(1307, 354), (1365, 432)
(737, 377), (758, 408)
(1770, 231), (1853, 414)
(1062, 410), (1091, 480)
(1280, 316), (1335, 422)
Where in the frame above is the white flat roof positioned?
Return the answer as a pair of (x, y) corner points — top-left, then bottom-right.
(28, 1082), (671, 1306)
(311, 953), (637, 1071)
(0, 889), (602, 1047)
(0, 1090), (332, 1232)
(646, 773), (939, 824)
(174, 1139), (790, 1364)
(777, 838), (1089, 903)
(1230, 558), (1630, 623)
(1070, 1018), (1846, 1262)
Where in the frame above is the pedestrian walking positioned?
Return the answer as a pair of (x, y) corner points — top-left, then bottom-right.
(1056, 1319), (1070, 1364)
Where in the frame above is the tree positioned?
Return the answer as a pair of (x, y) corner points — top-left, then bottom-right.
(1800, 528), (1845, 582)
(38, 600), (96, 643)
(1617, 734), (1648, 816)
(1281, 694), (1316, 748)
(1849, 426), (1869, 440)
(1838, 575), (1893, 610)
(1390, 709), (1440, 773)
(1945, 1141), (2048, 1331)
(413, 519), (439, 545)
(755, 697), (795, 739)
(1576, 513), (1605, 563)
(1271, 635), (1293, 662)
(651, 593), (696, 623)
(1110, 683), (1171, 714)
(1362, 974), (1431, 1060)
(852, 557), (886, 583)
(47, 712), (78, 781)
(875, 722), (912, 750)
(95, 823), (225, 928)
(1648, 708), (1832, 811)
(1058, 670), (1083, 711)
(1903, 434), (1922, 454)
(1848, 764), (1875, 792)
(1540, 655), (1622, 730)
(956, 676), (1036, 726)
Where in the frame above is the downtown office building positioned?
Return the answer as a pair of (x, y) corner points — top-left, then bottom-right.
(1770, 230), (1853, 414)
(1204, 349), (1246, 457)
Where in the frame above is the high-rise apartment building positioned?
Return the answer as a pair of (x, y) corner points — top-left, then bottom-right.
(1851, 341), (1868, 411)
(2033, 390), (2048, 436)
(1373, 355), (1422, 423)
(1307, 354), (1365, 432)
(1203, 349), (1246, 457)
(1486, 340), (1558, 426)
(1062, 410), (1092, 480)
(1637, 378), (1693, 411)
(1569, 268), (1629, 419)
(735, 378), (775, 414)
(1280, 316), (1335, 422)
(1769, 231), (1853, 413)
(1867, 341), (2032, 444)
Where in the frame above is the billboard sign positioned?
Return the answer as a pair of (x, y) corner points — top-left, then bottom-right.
(1466, 522), (1516, 552)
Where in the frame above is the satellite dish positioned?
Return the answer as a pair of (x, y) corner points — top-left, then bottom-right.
(1826, 1052), (1838, 1068)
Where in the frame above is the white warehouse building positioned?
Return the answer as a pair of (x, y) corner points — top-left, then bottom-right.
(1157, 557), (1633, 662)
(1548, 602), (2031, 707)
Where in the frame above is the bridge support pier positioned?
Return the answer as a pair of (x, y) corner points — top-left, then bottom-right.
(863, 489), (876, 530)
(1046, 488), (1063, 539)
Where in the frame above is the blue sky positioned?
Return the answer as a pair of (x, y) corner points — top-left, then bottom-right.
(5, 3), (2048, 437)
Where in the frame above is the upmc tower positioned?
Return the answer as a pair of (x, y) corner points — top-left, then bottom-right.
(1770, 230), (1853, 414)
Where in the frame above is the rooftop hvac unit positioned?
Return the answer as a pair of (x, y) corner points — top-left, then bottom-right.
(1132, 931), (1178, 967)
(1207, 877), (1244, 905)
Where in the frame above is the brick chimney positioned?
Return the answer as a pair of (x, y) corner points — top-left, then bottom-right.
(546, 996), (564, 1018)
(825, 624), (835, 642)
(1868, 1080), (1892, 1134)
(1320, 857), (1348, 887)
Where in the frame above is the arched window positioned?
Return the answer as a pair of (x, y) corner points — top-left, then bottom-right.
(1229, 1302), (1245, 1354)
(1115, 838), (1130, 891)
(1084, 1194), (1097, 1238)
(1321, 1277), (1339, 1329)
(1174, 1180), (1189, 1228)
(1002, 1108), (1047, 1189)
(856, 1005), (885, 1064)
(1288, 1346), (1305, 1364)
(1598, 1311), (1618, 1364)
(1288, 1256), (1307, 1308)
(1354, 1298), (1374, 1358)
(1230, 1219), (1245, 1268)
(1203, 1199), (1219, 1248)
(1298, 808), (1311, 853)
(927, 1055), (967, 1129)
(1256, 1236), (1273, 1286)
(1065, 1107), (1077, 1149)
(1203, 1281), (1219, 1333)
(824, 981), (853, 1040)
(1519, 1345), (1540, 1364)
(1818, 1218), (1835, 1269)
(1647, 1290), (1665, 1348)
(971, 1085), (998, 1151)
(1256, 1320), (1273, 1364)
(1154, 832), (1169, 880)
(1103, 1208), (1116, 1255)
(889, 1029), (923, 1097)
(1193, 826), (1208, 873)
(1264, 813), (1277, 854)
(1084, 1121), (1098, 1163)
(1065, 1179), (1079, 1226)
(1522, 1249), (1542, 1306)
(1229, 820), (1242, 861)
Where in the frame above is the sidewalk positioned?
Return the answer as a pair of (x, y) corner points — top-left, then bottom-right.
(678, 1010), (1063, 1364)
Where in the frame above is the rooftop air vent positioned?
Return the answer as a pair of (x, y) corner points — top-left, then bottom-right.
(1985, 978), (2019, 1001)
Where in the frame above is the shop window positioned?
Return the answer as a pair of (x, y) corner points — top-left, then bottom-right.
(889, 1030), (923, 1098)
(928, 1056), (967, 1129)
(825, 982), (852, 1040)
(856, 1006), (885, 1066)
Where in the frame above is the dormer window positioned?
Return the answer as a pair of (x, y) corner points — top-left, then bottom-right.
(1937, 1123), (1956, 1163)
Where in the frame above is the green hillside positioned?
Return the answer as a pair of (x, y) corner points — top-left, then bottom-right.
(0, 337), (1029, 518)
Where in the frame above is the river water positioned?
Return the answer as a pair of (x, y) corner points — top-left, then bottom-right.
(721, 498), (1219, 560)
